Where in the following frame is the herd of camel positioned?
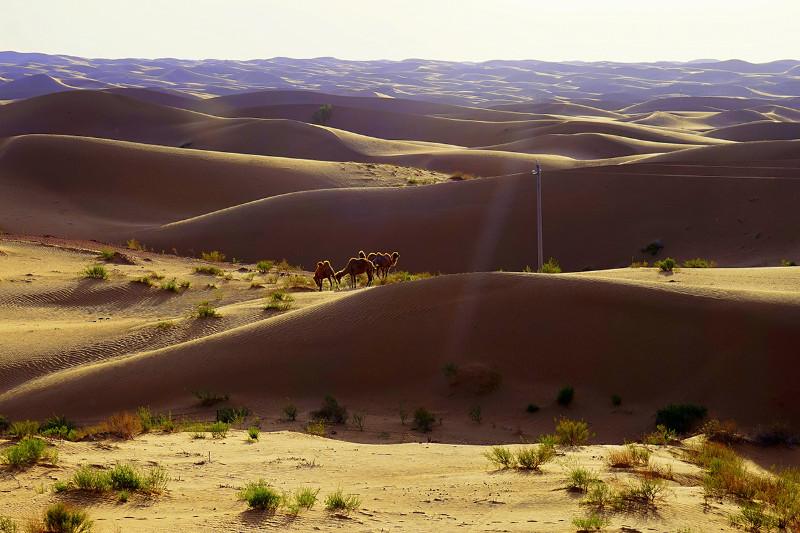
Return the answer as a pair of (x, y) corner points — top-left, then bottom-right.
(313, 251), (400, 290)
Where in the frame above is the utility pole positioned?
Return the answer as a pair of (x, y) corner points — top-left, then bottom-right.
(533, 161), (543, 270)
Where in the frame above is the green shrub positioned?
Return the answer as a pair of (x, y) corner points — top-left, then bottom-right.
(117, 490), (130, 503)
(264, 290), (294, 311)
(210, 422), (229, 439)
(283, 404), (298, 421)
(351, 413), (365, 431)
(195, 301), (219, 318)
(614, 478), (666, 510)
(98, 249), (115, 261)
(9, 419), (39, 438)
(641, 240), (664, 256)
(312, 104), (333, 125)
(126, 238), (143, 250)
(200, 251), (226, 262)
(2, 437), (56, 468)
(526, 403), (540, 414)
(108, 463), (142, 491)
(239, 480), (282, 512)
(306, 419), (326, 437)
(286, 487), (319, 515)
(195, 265), (223, 276)
(412, 407), (435, 432)
(655, 403), (707, 434)
(160, 278), (190, 292)
(0, 415), (9, 433)
(484, 447), (516, 469)
(192, 390), (229, 407)
(730, 502), (778, 531)
(324, 488), (360, 515)
(655, 257), (677, 272)
(136, 407), (173, 433)
(583, 482), (614, 509)
(42, 503), (92, 533)
(539, 257), (562, 273)
(643, 424), (678, 445)
(72, 465), (111, 492)
(781, 259), (797, 267)
(567, 466), (599, 492)
(256, 260), (274, 273)
(683, 258), (716, 268)
(515, 444), (555, 471)
(572, 512), (609, 531)
(555, 418), (592, 446)
(557, 386), (574, 407)
(247, 427), (260, 441)
(83, 264), (108, 280)
(142, 465), (169, 494)
(311, 396), (347, 424)
(468, 406), (482, 424)
(216, 406), (250, 424)
(40, 415), (77, 441)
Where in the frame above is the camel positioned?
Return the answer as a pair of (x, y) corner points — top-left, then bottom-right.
(367, 251), (400, 280)
(335, 257), (375, 289)
(313, 260), (338, 291)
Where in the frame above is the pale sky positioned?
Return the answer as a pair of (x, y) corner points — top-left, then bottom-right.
(2, 0), (798, 63)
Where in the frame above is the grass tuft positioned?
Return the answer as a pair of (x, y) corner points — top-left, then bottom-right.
(239, 480), (282, 512)
(42, 503), (92, 533)
(555, 417), (593, 446)
(2, 437), (57, 468)
(324, 488), (361, 515)
(83, 264), (108, 280)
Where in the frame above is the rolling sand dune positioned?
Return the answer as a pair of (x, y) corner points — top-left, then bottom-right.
(637, 139), (800, 165)
(704, 120), (800, 141)
(477, 133), (693, 159)
(0, 73), (74, 99)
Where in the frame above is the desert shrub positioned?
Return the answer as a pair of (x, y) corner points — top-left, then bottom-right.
(398, 408), (409, 425)
(239, 480), (282, 512)
(526, 404), (540, 414)
(324, 488), (360, 515)
(105, 411), (143, 439)
(126, 239), (143, 250)
(255, 260), (274, 273)
(351, 413), (365, 431)
(655, 403), (707, 434)
(311, 396), (347, 424)
(2, 437), (56, 468)
(136, 407), (173, 433)
(200, 250), (226, 262)
(83, 264), (108, 280)
(195, 301), (219, 318)
(131, 276), (156, 287)
(40, 415), (77, 441)
(583, 482), (614, 509)
(557, 386), (574, 407)
(192, 390), (229, 407)
(468, 406), (482, 424)
(781, 259), (797, 267)
(614, 478), (667, 510)
(72, 465), (111, 492)
(98, 249), (115, 261)
(611, 394), (622, 407)
(42, 503), (92, 533)
(485, 446), (516, 469)
(9, 419), (40, 438)
(209, 422), (229, 439)
(0, 416), (9, 433)
(655, 257), (677, 272)
(412, 407), (435, 432)
(379, 270), (435, 285)
(539, 257), (562, 273)
(264, 290), (294, 311)
(312, 104), (333, 125)
(516, 443), (556, 471)
(572, 512), (609, 531)
(283, 404), (298, 421)
(683, 258), (716, 268)
(160, 278), (190, 292)
(0, 517), (16, 533)
(641, 240), (664, 256)
(702, 419), (743, 444)
(567, 466), (600, 492)
(246, 427), (260, 441)
(286, 487), (319, 515)
(108, 463), (142, 491)
(216, 406), (250, 424)
(686, 442), (757, 500)
(142, 465), (169, 494)
(630, 260), (649, 268)
(117, 490), (129, 503)
(607, 444), (650, 468)
(306, 419), (326, 437)
(555, 417), (592, 446)
(730, 502), (778, 531)
(194, 265), (222, 276)
(643, 424), (678, 445)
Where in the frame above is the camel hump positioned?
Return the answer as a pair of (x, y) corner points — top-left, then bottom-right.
(358, 250), (366, 258)
(317, 261), (324, 268)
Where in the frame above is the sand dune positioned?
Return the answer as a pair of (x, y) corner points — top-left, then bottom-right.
(477, 133), (694, 159)
(637, 139), (800, 165)
(704, 120), (800, 141)
(1, 271), (797, 432)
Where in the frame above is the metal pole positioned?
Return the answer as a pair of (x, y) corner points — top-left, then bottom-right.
(534, 163), (543, 270)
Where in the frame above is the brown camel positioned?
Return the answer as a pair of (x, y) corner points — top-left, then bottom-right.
(313, 260), (338, 291)
(335, 257), (375, 289)
(367, 251), (400, 280)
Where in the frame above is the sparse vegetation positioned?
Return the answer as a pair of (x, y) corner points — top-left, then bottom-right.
(655, 403), (707, 434)
(412, 407), (436, 432)
(312, 103), (333, 125)
(572, 513), (609, 531)
(98, 249), (115, 261)
(702, 419), (743, 444)
(195, 301), (219, 318)
(2, 437), (57, 468)
(126, 238), (143, 251)
(283, 404), (298, 421)
(239, 480), (282, 512)
(256, 260), (274, 273)
(77, 411), (143, 440)
(781, 259), (797, 267)
(216, 406), (250, 424)
(132, 275), (157, 287)
(515, 443), (556, 471)
(379, 270), (435, 285)
(8, 419), (39, 438)
(195, 265), (223, 276)
(200, 250), (226, 262)
(607, 444), (650, 468)
(287, 487), (319, 515)
(192, 390), (229, 407)
(305, 419), (326, 437)
(539, 257), (562, 273)
(247, 427), (260, 441)
(468, 405), (482, 424)
(311, 395), (347, 424)
(643, 424), (678, 445)
(567, 466), (600, 492)
(555, 417), (592, 446)
(641, 240), (664, 256)
(160, 278), (190, 292)
(611, 394), (622, 407)
(264, 290), (294, 311)
(630, 260), (649, 268)
(0, 517), (16, 533)
(41, 503), (93, 533)
(557, 386), (574, 407)
(485, 446), (516, 469)
(324, 488), (361, 515)
(83, 264), (108, 280)
(136, 407), (174, 433)
(351, 413), (365, 431)
(683, 257), (716, 268)
(61, 463), (168, 497)
(209, 422), (229, 439)
(40, 415), (77, 440)
(655, 257), (677, 272)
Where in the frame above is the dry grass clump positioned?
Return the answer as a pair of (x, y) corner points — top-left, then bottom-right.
(554, 417), (593, 446)
(195, 301), (219, 318)
(29, 503), (93, 533)
(572, 512), (609, 531)
(566, 465), (601, 492)
(195, 265), (223, 276)
(8, 419), (40, 438)
(77, 412), (142, 440)
(607, 444), (651, 468)
(581, 478), (667, 513)
(160, 278), (190, 292)
(200, 250), (226, 262)
(60, 463), (169, 497)
(379, 270), (434, 285)
(701, 419), (743, 444)
(126, 238), (143, 251)
(192, 390), (229, 407)
(484, 440), (556, 472)
(324, 488), (361, 515)
(629, 260), (649, 268)
(305, 419), (326, 437)
(285, 487), (319, 515)
(683, 258), (716, 268)
(643, 424), (679, 445)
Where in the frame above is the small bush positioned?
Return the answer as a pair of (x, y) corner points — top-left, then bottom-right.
(126, 239), (143, 250)
(442, 362), (459, 381)
(567, 466), (599, 492)
(311, 396), (347, 424)
(2, 437), (56, 468)
(683, 258), (716, 268)
(239, 480), (282, 512)
(210, 422), (229, 439)
(132, 276), (156, 287)
(105, 411), (143, 439)
(702, 419), (742, 444)
(83, 264), (108, 280)
(468, 406), (482, 424)
(305, 419), (326, 437)
(40, 415), (77, 441)
(247, 427), (260, 441)
(136, 407), (173, 433)
(72, 465), (111, 492)
(485, 446), (516, 469)
(216, 406), (250, 424)
(730, 502), (778, 531)
(195, 265), (223, 276)
(655, 257), (677, 272)
(42, 503), (92, 533)
(117, 490), (130, 503)
(264, 290), (294, 311)
(324, 488), (360, 515)
(0, 517), (16, 533)
(607, 444), (650, 468)
(583, 482), (614, 510)
(287, 487), (319, 515)
(142, 465), (169, 494)
(283, 404), (298, 421)
(611, 394), (622, 407)
(572, 512), (609, 531)
(614, 478), (666, 510)
(0, 415), (9, 433)
(200, 251), (226, 262)
(630, 260), (649, 268)
(412, 407), (436, 432)
(160, 278), (190, 292)
(526, 403), (540, 414)
(539, 257), (562, 273)
(555, 417), (592, 446)
(109, 463), (142, 491)
(641, 240), (664, 256)
(312, 104), (333, 125)
(195, 301), (219, 318)
(9, 419), (40, 438)
(643, 424), (678, 445)
(192, 390), (229, 407)
(516, 443), (555, 471)
(98, 249), (115, 261)
(557, 386), (574, 407)
(781, 259), (797, 267)
(655, 403), (707, 434)
(256, 260), (274, 273)
(351, 413), (365, 431)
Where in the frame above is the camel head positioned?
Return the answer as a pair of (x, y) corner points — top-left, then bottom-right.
(390, 251), (399, 265)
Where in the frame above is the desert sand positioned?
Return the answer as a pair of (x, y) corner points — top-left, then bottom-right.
(1, 53), (799, 531)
